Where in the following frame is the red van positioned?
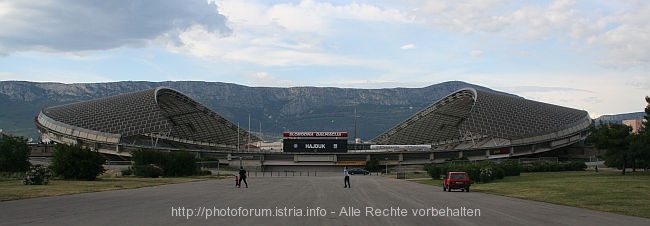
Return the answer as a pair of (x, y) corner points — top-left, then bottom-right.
(443, 172), (471, 192)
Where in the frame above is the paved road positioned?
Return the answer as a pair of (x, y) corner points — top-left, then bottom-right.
(1, 174), (648, 226)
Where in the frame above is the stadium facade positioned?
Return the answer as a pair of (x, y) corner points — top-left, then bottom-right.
(35, 87), (260, 156)
(34, 86), (591, 168)
(371, 88), (591, 160)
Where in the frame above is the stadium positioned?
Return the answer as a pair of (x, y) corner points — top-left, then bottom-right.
(35, 87), (591, 169)
(35, 87), (261, 157)
(370, 88), (591, 160)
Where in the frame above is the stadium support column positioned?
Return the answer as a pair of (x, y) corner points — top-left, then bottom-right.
(248, 114), (250, 152)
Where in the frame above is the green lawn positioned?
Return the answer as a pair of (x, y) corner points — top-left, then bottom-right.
(0, 174), (221, 201)
(415, 171), (650, 219)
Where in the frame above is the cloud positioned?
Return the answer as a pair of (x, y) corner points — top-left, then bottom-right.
(405, 0), (650, 69)
(469, 50), (483, 57)
(409, 0), (510, 33)
(588, 2), (650, 68)
(501, 86), (592, 94)
(171, 0), (413, 68)
(0, 0), (231, 54)
(0, 72), (16, 80)
(244, 71), (297, 87)
(400, 44), (416, 50)
(264, 0), (413, 34)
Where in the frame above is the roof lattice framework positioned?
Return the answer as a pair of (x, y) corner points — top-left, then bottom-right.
(372, 88), (591, 147)
(37, 87), (259, 149)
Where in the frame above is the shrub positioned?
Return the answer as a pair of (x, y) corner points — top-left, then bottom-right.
(50, 144), (106, 180)
(499, 160), (522, 176)
(522, 160), (588, 172)
(200, 170), (212, 176)
(23, 164), (52, 185)
(365, 157), (381, 172)
(131, 149), (199, 177)
(121, 167), (133, 176)
(567, 160), (588, 171)
(0, 135), (31, 172)
(427, 161), (518, 183)
(427, 159), (586, 182)
(133, 164), (164, 178)
(424, 163), (443, 179)
(494, 166), (506, 180)
(479, 167), (494, 183)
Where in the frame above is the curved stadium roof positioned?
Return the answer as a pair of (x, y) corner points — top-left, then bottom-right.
(36, 87), (260, 150)
(372, 88), (591, 150)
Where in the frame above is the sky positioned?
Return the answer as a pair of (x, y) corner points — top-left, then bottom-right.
(0, 0), (648, 118)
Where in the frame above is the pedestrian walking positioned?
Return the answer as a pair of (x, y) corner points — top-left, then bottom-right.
(344, 166), (351, 188)
(238, 166), (248, 188)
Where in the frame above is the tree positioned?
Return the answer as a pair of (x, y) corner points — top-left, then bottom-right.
(131, 149), (198, 177)
(630, 96), (650, 171)
(587, 96), (650, 174)
(0, 135), (31, 172)
(50, 144), (106, 180)
(589, 123), (633, 175)
(365, 157), (380, 172)
(629, 134), (648, 171)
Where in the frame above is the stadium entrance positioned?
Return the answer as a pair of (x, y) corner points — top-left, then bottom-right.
(282, 132), (348, 153)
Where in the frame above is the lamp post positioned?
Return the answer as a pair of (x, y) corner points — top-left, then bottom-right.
(384, 157), (388, 175)
(354, 108), (358, 143)
(231, 156), (243, 168)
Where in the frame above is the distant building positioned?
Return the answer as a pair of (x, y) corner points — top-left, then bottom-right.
(623, 119), (644, 134)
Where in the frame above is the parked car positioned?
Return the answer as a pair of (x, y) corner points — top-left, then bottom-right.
(348, 168), (370, 175)
(443, 171), (471, 192)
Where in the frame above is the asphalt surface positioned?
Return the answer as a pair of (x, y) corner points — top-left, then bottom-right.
(1, 173), (648, 226)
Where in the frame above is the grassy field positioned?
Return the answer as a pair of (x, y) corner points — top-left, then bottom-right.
(414, 170), (650, 219)
(0, 172), (224, 201)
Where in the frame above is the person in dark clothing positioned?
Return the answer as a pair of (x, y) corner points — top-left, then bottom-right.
(344, 166), (351, 188)
(238, 167), (248, 188)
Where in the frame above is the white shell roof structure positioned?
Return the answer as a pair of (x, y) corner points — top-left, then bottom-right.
(372, 88), (591, 150)
(36, 87), (260, 150)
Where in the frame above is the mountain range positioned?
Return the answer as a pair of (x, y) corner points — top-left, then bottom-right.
(1, 80), (641, 142)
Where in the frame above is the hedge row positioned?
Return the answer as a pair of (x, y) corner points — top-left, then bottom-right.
(131, 149), (199, 177)
(521, 161), (587, 172)
(424, 161), (515, 183)
(425, 160), (587, 183)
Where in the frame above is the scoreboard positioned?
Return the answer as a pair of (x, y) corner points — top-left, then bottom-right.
(283, 139), (348, 153)
(282, 132), (348, 153)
